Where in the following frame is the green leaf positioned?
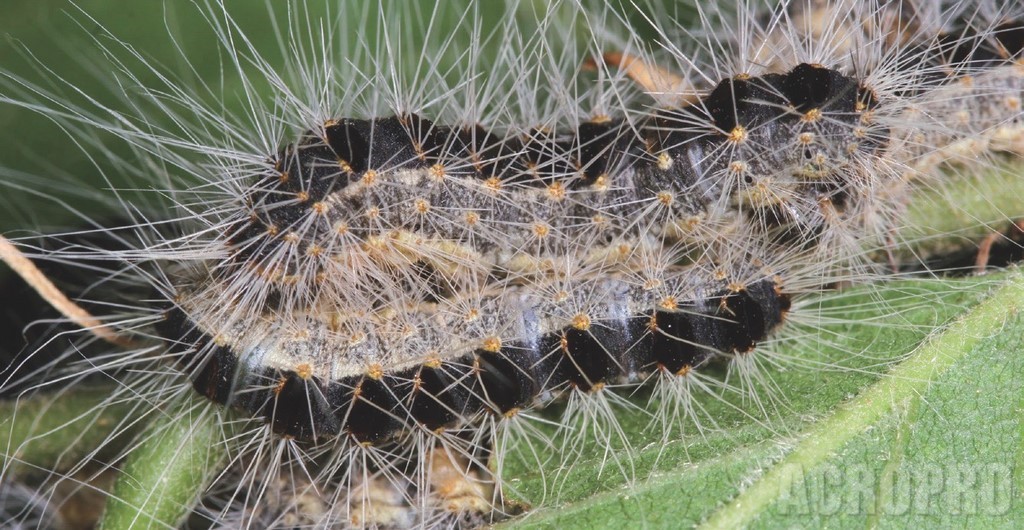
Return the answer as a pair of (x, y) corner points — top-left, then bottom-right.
(0, 386), (141, 474)
(499, 272), (1024, 529)
(98, 395), (228, 530)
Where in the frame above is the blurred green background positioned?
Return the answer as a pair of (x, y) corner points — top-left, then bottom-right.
(0, 1), (289, 234)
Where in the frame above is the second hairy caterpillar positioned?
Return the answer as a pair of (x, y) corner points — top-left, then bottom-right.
(1, 0), (1023, 528)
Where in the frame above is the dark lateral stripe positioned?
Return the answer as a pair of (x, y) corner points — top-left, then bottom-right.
(408, 363), (476, 430)
(159, 278), (790, 442)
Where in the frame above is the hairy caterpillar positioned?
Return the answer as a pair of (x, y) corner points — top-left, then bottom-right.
(1, 0), (1022, 528)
